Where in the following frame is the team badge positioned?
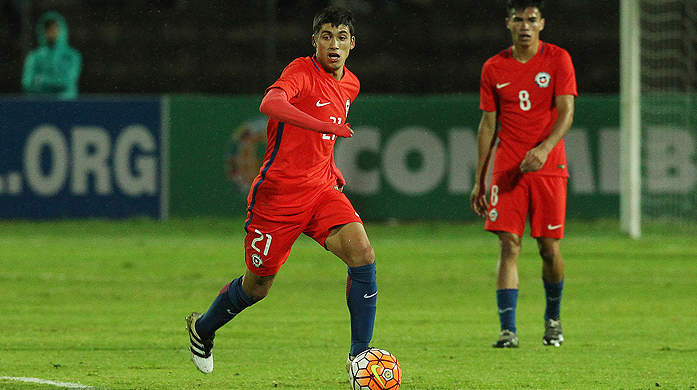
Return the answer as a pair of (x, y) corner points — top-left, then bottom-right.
(488, 208), (498, 222)
(535, 72), (551, 88)
(251, 253), (263, 268)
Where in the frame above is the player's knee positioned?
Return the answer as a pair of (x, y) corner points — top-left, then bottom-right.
(498, 232), (522, 255)
(347, 243), (375, 268)
(498, 236), (522, 258)
(538, 242), (560, 264)
(242, 273), (275, 302)
(245, 285), (271, 302)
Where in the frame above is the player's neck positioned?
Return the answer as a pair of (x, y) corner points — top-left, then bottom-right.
(325, 66), (345, 81)
(511, 41), (540, 63)
(314, 55), (345, 81)
(329, 68), (344, 81)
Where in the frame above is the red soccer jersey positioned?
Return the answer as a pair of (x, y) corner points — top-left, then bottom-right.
(249, 56), (360, 211)
(480, 41), (577, 177)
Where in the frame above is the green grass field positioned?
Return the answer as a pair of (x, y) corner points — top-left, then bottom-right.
(1, 218), (695, 390)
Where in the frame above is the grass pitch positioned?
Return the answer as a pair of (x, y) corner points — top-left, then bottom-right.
(0, 218), (695, 390)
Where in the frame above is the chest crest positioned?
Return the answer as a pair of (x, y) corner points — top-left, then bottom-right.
(535, 72), (551, 88)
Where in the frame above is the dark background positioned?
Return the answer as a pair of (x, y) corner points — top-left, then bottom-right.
(0, 0), (619, 95)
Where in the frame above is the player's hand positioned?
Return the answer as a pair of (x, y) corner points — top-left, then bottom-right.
(334, 176), (346, 192)
(520, 146), (548, 173)
(329, 123), (353, 138)
(469, 184), (489, 217)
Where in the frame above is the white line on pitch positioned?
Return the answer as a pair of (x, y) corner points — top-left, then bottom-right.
(0, 376), (95, 389)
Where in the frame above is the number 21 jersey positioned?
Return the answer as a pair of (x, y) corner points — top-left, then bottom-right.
(250, 56), (360, 211)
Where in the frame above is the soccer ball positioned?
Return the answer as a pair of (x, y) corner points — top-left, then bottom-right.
(349, 348), (401, 390)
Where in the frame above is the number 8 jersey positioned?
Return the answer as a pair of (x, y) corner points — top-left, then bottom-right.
(480, 41), (577, 177)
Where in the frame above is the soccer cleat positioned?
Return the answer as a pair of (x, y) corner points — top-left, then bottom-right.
(346, 348), (369, 376)
(186, 312), (214, 373)
(346, 353), (354, 377)
(543, 318), (564, 347)
(493, 330), (519, 348)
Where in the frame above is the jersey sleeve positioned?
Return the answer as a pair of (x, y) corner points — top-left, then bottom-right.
(554, 49), (578, 97)
(265, 59), (310, 99)
(479, 60), (498, 112)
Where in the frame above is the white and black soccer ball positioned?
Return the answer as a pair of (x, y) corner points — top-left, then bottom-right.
(349, 348), (401, 390)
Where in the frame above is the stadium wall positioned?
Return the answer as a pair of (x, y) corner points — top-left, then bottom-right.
(2, 95), (695, 221)
(168, 94), (626, 221)
(0, 97), (165, 219)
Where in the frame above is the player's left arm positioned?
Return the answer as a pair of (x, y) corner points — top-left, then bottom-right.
(520, 94), (575, 173)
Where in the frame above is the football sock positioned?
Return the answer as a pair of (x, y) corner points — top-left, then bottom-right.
(346, 263), (377, 357)
(543, 278), (564, 321)
(196, 276), (254, 339)
(496, 288), (518, 333)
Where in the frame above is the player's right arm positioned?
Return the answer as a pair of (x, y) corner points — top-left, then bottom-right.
(520, 93), (575, 173)
(259, 88), (353, 138)
(470, 110), (498, 217)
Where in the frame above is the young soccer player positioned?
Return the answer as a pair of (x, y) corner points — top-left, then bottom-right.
(469, 0), (577, 348)
(186, 7), (377, 374)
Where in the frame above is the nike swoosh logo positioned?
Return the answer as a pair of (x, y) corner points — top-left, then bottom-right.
(548, 224), (563, 230)
(370, 364), (386, 387)
(496, 82), (511, 89)
(498, 307), (514, 314)
(316, 100), (330, 107)
(363, 292), (378, 299)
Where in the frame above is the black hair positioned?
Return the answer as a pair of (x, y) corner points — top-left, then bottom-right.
(312, 7), (355, 36)
(506, 0), (544, 15)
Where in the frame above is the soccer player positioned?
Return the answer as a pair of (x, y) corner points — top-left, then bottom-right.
(469, 0), (577, 348)
(186, 7), (377, 374)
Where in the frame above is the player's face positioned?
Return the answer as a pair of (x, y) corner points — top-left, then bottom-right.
(312, 23), (355, 78)
(506, 7), (545, 48)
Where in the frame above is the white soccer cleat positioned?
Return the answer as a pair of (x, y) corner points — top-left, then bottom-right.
(346, 353), (354, 379)
(186, 312), (214, 373)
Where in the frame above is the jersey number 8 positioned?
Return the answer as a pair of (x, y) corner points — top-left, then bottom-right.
(519, 90), (531, 111)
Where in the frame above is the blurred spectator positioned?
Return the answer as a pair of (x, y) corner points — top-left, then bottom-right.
(22, 11), (81, 99)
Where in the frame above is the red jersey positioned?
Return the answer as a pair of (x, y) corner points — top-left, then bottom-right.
(249, 56), (360, 212)
(480, 41), (577, 177)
